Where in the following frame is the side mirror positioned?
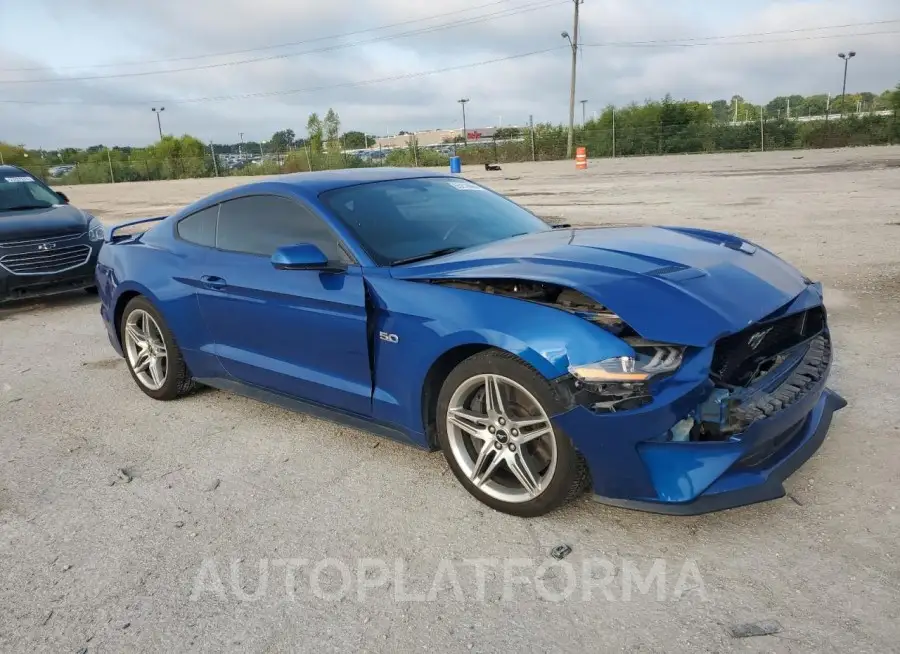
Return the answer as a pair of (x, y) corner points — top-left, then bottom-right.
(271, 243), (346, 272)
(56, 191), (70, 204)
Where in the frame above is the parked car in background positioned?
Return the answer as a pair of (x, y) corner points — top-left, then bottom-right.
(48, 164), (76, 178)
(95, 168), (845, 517)
(0, 165), (104, 303)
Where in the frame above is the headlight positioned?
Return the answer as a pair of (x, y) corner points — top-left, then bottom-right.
(569, 344), (684, 383)
(88, 218), (105, 242)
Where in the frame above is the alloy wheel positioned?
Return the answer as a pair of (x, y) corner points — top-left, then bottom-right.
(445, 374), (557, 503)
(123, 309), (168, 391)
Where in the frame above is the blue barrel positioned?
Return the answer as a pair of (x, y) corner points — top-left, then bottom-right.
(449, 156), (461, 174)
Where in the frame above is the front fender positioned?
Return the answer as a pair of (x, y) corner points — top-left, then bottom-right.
(365, 276), (631, 437)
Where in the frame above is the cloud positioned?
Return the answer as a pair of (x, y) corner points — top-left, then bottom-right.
(0, 0), (897, 147)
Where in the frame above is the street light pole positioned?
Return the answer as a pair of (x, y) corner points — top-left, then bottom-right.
(580, 99), (588, 125)
(151, 107), (165, 139)
(611, 106), (616, 158)
(458, 99), (470, 145)
(562, 0), (583, 160)
(838, 51), (856, 117)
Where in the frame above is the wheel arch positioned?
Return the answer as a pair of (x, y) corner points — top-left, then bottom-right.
(419, 342), (560, 449)
(421, 344), (493, 448)
(111, 284), (162, 350)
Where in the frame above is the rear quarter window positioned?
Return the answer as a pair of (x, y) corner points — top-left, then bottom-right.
(176, 205), (218, 248)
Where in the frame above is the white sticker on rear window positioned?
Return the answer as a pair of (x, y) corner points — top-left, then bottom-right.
(4, 176), (34, 183)
(447, 180), (485, 191)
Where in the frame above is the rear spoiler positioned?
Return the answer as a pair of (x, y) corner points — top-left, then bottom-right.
(106, 215), (167, 243)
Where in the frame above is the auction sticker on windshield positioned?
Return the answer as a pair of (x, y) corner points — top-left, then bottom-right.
(4, 176), (35, 183)
(448, 181), (486, 191)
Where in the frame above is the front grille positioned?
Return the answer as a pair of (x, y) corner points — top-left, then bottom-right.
(0, 244), (92, 275)
(712, 306), (825, 385)
(0, 232), (85, 248)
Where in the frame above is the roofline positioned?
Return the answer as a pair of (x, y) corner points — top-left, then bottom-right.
(216, 168), (453, 196)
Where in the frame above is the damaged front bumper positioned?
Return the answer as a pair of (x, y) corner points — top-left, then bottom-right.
(552, 324), (846, 515)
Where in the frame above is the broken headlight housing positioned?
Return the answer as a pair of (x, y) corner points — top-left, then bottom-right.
(568, 343), (684, 383)
(567, 343), (684, 413)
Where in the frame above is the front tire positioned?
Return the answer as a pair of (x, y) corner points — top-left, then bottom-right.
(120, 296), (195, 401)
(436, 349), (588, 517)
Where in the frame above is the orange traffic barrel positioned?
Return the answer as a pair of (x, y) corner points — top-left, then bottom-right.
(575, 146), (587, 169)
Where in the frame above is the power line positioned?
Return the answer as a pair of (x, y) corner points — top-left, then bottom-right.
(0, 0), (521, 72)
(583, 19), (900, 47)
(1, 26), (896, 107)
(0, 0), (566, 84)
(0, 46), (569, 106)
(4, 13), (894, 77)
(585, 29), (900, 49)
(2, 16), (893, 87)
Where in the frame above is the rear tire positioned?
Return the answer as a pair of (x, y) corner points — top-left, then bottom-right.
(435, 349), (588, 517)
(120, 296), (195, 401)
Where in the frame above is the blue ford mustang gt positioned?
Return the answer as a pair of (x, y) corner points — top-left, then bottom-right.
(96, 168), (845, 517)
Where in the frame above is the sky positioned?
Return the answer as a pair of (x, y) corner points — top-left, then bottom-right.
(0, 0), (898, 148)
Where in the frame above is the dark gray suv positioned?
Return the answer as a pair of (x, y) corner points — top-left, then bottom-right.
(0, 165), (104, 303)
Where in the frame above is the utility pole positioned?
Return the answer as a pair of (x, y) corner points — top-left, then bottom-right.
(239, 132), (244, 157)
(561, 0), (582, 159)
(838, 51), (856, 117)
(210, 142), (219, 177)
(529, 114), (536, 162)
(151, 107), (165, 139)
(106, 147), (115, 183)
(611, 106), (616, 158)
(760, 106), (765, 152)
(580, 99), (587, 125)
(458, 99), (470, 145)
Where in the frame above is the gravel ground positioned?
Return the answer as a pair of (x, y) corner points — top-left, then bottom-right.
(1, 147), (899, 653)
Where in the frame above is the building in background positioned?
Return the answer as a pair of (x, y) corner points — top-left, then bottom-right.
(373, 126), (503, 150)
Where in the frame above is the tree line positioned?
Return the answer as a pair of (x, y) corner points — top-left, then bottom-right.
(2, 87), (898, 184)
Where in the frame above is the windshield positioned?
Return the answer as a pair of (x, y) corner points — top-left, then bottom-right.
(320, 177), (550, 265)
(0, 173), (61, 211)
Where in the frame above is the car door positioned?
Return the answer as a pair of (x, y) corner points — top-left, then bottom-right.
(194, 193), (372, 416)
(166, 204), (226, 379)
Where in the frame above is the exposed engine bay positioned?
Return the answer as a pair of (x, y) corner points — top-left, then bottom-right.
(430, 279), (633, 335)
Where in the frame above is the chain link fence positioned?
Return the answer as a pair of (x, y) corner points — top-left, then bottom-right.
(14, 114), (898, 186)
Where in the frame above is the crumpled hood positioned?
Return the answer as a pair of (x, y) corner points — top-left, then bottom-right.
(0, 204), (91, 241)
(390, 226), (814, 346)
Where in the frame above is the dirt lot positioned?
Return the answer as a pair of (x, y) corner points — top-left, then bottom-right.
(2, 147), (899, 652)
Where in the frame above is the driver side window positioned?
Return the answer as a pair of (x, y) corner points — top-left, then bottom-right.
(216, 194), (348, 262)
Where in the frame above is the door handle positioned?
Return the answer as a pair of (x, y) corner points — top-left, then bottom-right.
(201, 275), (227, 290)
